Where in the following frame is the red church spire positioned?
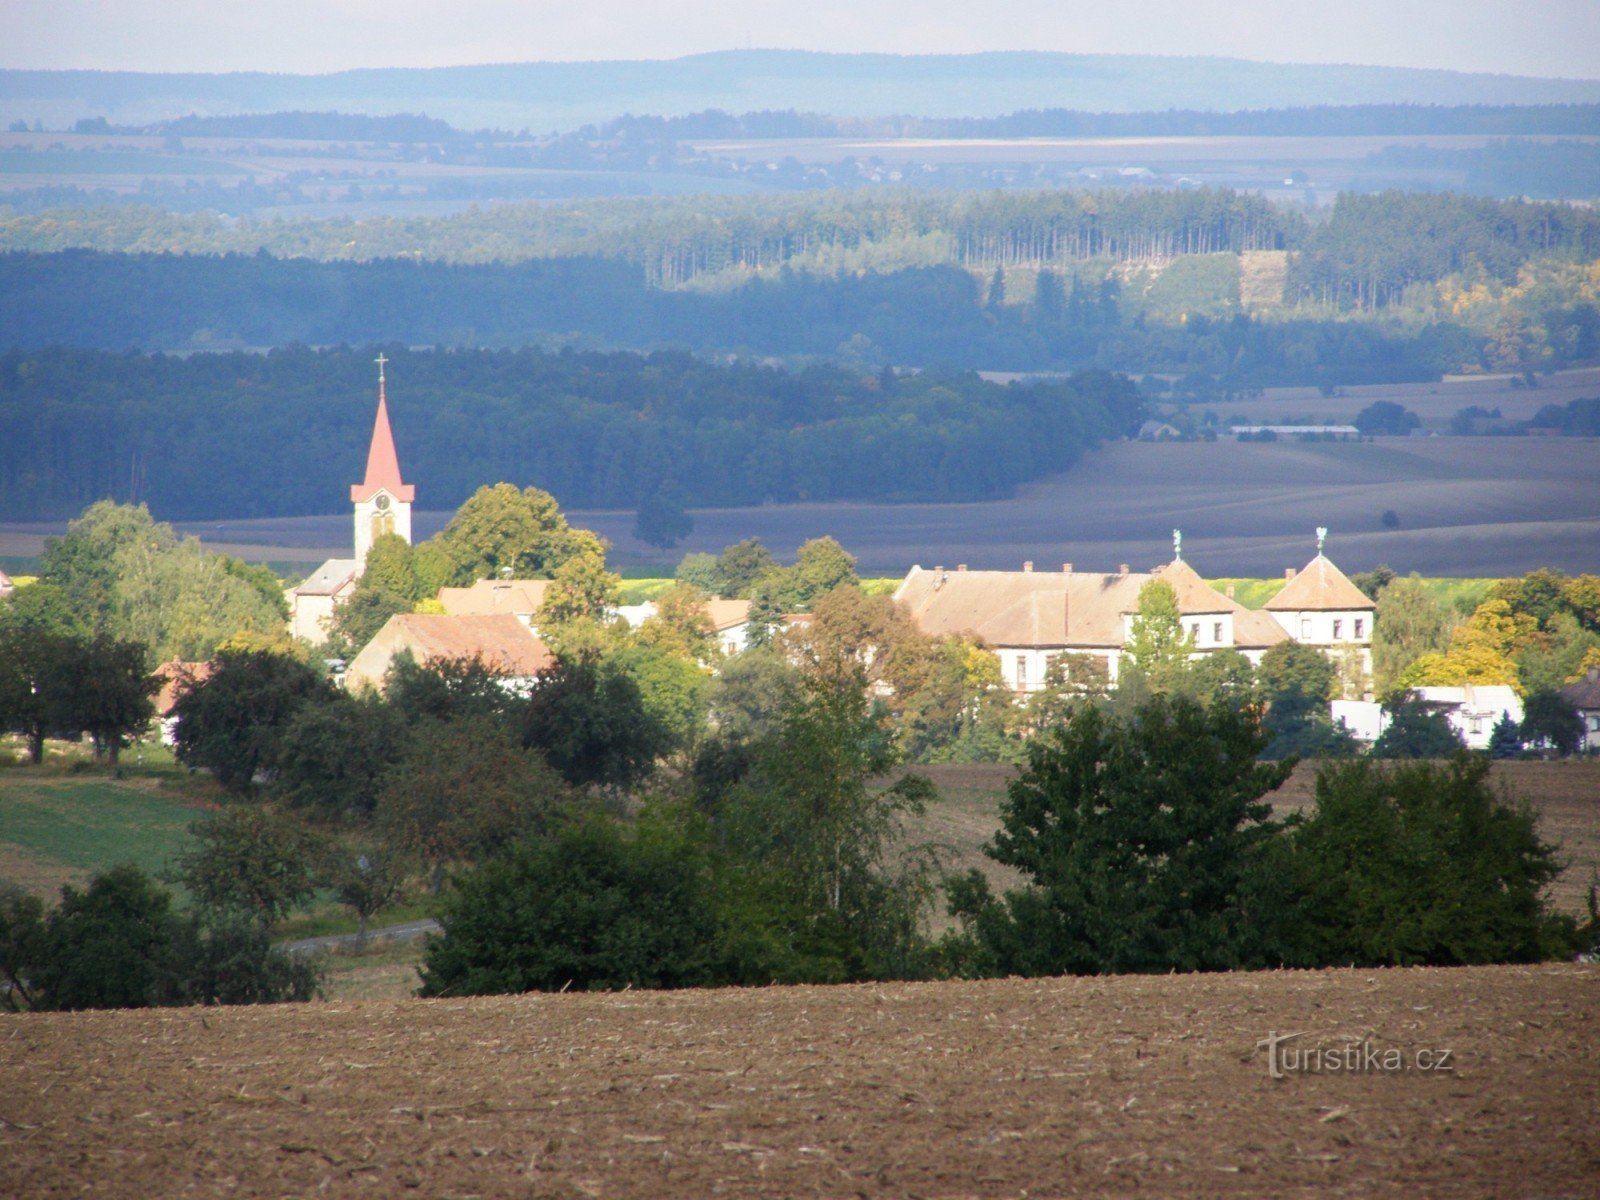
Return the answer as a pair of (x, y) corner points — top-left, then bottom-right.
(351, 353), (415, 503)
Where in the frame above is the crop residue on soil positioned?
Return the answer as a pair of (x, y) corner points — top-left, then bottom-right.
(3, 965), (1595, 1198)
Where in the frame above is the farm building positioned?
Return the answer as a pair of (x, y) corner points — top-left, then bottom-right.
(342, 613), (555, 695)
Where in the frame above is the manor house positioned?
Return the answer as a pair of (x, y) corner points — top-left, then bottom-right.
(893, 531), (1374, 694)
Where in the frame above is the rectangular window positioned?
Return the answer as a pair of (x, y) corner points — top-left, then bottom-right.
(1355, 618), (1365, 639)
(1213, 621), (1223, 643)
(1016, 657), (1027, 689)
(1300, 617), (1312, 639)
(1332, 619), (1343, 639)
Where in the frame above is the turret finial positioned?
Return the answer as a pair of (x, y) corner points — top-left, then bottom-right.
(1316, 526), (1328, 553)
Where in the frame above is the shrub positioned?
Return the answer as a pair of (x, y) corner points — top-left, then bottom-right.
(1268, 757), (1571, 966)
(419, 821), (721, 996)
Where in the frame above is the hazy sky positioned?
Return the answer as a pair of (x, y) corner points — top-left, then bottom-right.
(5, 0), (1599, 79)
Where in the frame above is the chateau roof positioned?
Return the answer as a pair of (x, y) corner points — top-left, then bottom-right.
(1265, 554), (1374, 612)
(350, 383), (415, 504)
(895, 560), (1288, 651)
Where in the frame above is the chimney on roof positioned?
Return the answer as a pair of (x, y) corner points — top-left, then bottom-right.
(957, 563), (967, 572)
(1023, 561), (1033, 572)
(1285, 568), (1297, 581)
(1118, 563), (1129, 575)
(1226, 584), (1235, 599)
(1062, 562), (1073, 572)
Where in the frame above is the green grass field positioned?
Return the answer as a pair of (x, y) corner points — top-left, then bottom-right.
(0, 765), (213, 899)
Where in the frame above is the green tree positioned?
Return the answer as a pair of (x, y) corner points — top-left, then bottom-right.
(1121, 579), (1193, 694)
(793, 536), (858, 600)
(427, 482), (593, 584)
(1354, 400), (1421, 435)
(271, 691), (408, 817)
(1520, 689), (1583, 756)
(325, 583), (412, 658)
(948, 697), (1291, 976)
(715, 538), (776, 599)
(1372, 696), (1465, 758)
(518, 658), (670, 792)
(78, 637), (159, 762)
(673, 551), (722, 594)
(709, 665), (939, 978)
(379, 715), (575, 891)
(1488, 712), (1522, 759)
(0, 633), (88, 764)
(170, 649), (333, 791)
(31, 865), (176, 1010)
(633, 492), (694, 549)
(1270, 758), (1568, 966)
(419, 820), (721, 997)
(1373, 576), (1454, 692)
(539, 549), (622, 626)
(323, 842), (408, 944)
(172, 806), (323, 927)
(384, 652), (521, 725)
(360, 533), (421, 601)
(1256, 642), (1351, 759)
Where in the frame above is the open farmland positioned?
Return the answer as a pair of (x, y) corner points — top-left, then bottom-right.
(3, 965), (1595, 1198)
(4, 433), (1578, 577)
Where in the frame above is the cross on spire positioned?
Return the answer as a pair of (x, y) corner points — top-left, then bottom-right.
(374, 352), (388, 385)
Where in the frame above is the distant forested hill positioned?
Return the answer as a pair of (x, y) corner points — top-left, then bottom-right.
(5, 51), (1600, 132)
(2, 189), (1596, 381)
(0, 346), (1143, 521)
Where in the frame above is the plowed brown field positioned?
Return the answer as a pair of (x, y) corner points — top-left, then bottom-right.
(4, 965), (1596, 1198)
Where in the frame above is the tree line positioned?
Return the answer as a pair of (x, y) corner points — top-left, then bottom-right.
(0, 344), (1144, 521)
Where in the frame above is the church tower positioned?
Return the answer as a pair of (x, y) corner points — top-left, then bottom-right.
(350, 354), (415, 569)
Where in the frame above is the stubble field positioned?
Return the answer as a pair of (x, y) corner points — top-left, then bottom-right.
(3, 964), (1595, 1198)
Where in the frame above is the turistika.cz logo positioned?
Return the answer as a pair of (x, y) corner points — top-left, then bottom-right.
(1257, 1031), (1455, 1079)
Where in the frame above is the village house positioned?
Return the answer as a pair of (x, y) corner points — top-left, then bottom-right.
(342, 612), (555, 695)
(1559, 667), (1600, 752)
(1334, 685), (1524, 751)
(285, 354), (414, 645)
(437, 578), (551, 630)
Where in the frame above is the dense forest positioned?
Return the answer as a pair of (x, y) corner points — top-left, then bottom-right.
(62, 102), (1600, 144)
(0, 250), (1506, 381)
(6, 189), (1596, 296)
(0, 346), (1144, 520)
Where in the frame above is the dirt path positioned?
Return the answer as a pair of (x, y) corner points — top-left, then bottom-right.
(3, 965), (1594, 1198)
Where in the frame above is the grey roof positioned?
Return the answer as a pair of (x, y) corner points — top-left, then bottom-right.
(294, 558), (359, 597)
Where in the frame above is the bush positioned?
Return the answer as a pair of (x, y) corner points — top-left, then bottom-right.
(1268, 757), (1571, 966)
(419, 821), (722, 996)
(9, 865), (319, 1010)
